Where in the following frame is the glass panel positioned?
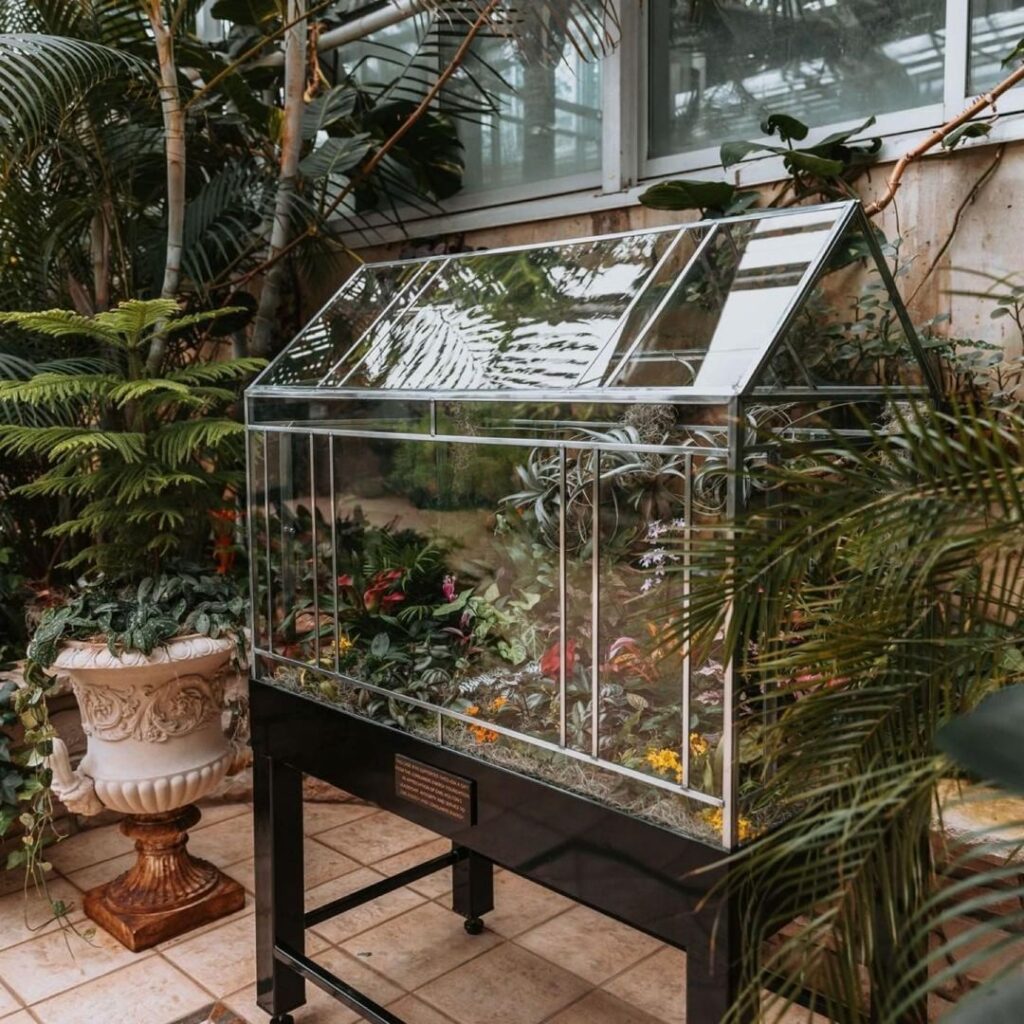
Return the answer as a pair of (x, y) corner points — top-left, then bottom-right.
(284, 436), (560, 747)
(345, 15), (601, 195)
(763, 270), (929, 391)
(264, 431), (319, 663)
(260, 262), (425, 387)
(249, 396), (434, 432)
(248, 430), (270, 652)
(969, 0), (1024, 92)
(329, 232), (682, 391)
(648, 0), (946, 159)
(610, 211), (840, 391)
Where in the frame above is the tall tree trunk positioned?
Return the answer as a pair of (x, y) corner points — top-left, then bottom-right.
(146, 0), (186, 375)
(250, 0), (307, 358)
(90, 207), (110, 312)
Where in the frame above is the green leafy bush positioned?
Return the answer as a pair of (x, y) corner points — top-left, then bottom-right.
(0, 300), (263, 579)
(27, 570), (248, 670)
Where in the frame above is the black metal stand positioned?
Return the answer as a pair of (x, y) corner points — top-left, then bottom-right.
(251, 678), (739, 1024)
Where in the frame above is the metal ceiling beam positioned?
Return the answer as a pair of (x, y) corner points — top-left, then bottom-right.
(256, 0), (428, 68)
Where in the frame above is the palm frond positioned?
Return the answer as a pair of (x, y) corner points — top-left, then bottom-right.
(678, 401), (1024, 1021)
(0, 33), (147, 154)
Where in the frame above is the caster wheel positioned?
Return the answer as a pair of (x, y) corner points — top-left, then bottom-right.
(464, 916), (485, 935)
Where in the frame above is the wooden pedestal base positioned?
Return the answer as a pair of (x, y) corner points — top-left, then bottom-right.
(84, 804), (245, 951)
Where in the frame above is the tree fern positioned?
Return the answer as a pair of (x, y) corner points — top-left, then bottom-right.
(0, 299), (262, 577)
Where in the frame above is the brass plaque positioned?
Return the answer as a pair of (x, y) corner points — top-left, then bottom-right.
(395, 755), (475, 826)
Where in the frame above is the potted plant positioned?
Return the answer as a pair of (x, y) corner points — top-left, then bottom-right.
(0, 299), (262, 949)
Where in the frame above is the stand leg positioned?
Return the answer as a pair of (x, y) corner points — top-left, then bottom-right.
(255, 753), (305, 1020)
(686, 898), (739, 1024)
(452, 846), (493, 935)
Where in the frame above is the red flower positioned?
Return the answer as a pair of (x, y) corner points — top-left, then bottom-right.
(540, 639), (576, 679)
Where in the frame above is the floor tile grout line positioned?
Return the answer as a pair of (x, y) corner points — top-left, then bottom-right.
(0, 975), (23, 1015)
(14, 950), (160, 1019)
(154, 950), (222, 1007)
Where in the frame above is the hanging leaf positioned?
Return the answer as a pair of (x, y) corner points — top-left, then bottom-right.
(1002, 36), (1024, 66)
(783, 151), (846, 178)
(639, 180), (737, 213)
(760, 113), (809, 142)
(942, 121), (993, 150)
(720, 139), (780, 169)
(299, 135), (373, 180)
(937, 685), (1024, 793)
(943, 974), (1024, 1023)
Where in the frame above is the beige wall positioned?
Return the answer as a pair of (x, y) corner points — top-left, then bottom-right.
(352, 138), (1024, 361)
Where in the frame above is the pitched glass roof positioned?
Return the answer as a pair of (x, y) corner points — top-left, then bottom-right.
(252, 199), (935, 400)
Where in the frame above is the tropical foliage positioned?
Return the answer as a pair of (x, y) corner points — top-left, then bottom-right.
(675, 401), (1024, 1022)
(27, 569), (248, 669)
(0, 300), (261, 578)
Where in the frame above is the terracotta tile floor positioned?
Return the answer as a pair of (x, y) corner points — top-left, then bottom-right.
(0, 792), (819, 1024)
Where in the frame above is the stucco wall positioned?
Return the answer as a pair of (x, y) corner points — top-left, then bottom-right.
(351, 137), (1024, 363)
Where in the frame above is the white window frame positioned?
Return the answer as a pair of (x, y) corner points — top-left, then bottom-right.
(343, 0), (1024, 247)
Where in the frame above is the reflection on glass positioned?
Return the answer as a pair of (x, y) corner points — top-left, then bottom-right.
(446, 33), (602, 191)
(261, 262), (424, 388)
(248, 431), (269, 651)
(344, 14), (600, 194)
(333, 233), (680, 390)
(609, 211), (839, 390)
(765, 273), (926, 391)
(648, 0), (946, 159)
(270, 435), (560, 747)
(969, 0), (1024, 91)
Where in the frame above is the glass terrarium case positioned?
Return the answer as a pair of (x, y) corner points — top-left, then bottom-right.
(245, 199), (939, 853)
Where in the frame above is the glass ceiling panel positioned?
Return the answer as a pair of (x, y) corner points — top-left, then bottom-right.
(322, 230), (683, 390)
(607, 207), (841, 390)
(258, 261), (425, 387)
(255, 201), (934, 400)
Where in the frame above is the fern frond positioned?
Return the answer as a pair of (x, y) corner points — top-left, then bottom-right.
(48, 430), (146, 462)
(93, 299), (183, 343)
(166, 358), (267, 386)
(0, 309), (117, 344)
(107, 378), (191, 405)
(0, 372), (120, 407)
(151, 419), (244, 464)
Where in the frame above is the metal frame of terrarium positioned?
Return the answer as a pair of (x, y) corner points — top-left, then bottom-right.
(245, 198), (939, 1024)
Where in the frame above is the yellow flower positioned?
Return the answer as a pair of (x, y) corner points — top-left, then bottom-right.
(689, 732), (709, 758)
(491, 695), (508, 711)
(645, 747), (683, 784)
(700, 808), (758, 843)
(336, 635), (353, 653)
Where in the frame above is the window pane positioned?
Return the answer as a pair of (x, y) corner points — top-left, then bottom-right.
(344, 18), (600, 195)
(648, 0), (947, 159)
(446, 35), (602, 191)
(969, 0), (1024, 91)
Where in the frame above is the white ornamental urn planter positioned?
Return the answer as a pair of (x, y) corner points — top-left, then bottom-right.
(46, 634), (246, 950)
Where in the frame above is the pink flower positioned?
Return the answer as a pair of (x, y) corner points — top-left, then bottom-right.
(442, 574), (457, 603)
